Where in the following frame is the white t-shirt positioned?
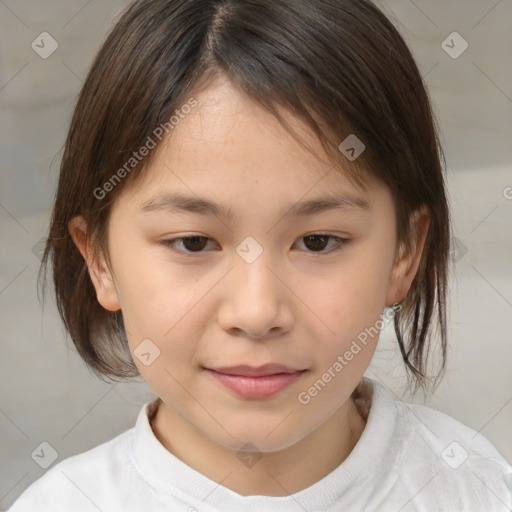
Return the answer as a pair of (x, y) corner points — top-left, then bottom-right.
(8, 378), (512, 512)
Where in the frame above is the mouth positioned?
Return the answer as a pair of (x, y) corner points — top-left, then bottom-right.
(203, 364), (307, 399)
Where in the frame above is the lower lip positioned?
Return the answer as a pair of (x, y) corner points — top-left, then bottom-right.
(205, 369), (305, 399)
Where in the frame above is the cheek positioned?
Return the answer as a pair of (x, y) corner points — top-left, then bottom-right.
(108, 241), (209, 355)
(317, 256), (390, 321)
(111, 234), (193, 307)
(307, 256), (392, 363)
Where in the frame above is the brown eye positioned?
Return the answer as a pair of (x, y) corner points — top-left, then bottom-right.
(303, 235), (330, 252)
(161, 236), (214, 253)
(296, 234), (349, 254)
(181, 236), (209, 252)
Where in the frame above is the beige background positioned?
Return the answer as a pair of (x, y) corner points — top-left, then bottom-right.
(1, 0), (511, 508)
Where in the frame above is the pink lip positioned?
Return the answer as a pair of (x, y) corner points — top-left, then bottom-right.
(204, 365), (306, 399)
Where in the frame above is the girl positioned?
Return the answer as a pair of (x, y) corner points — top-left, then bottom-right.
(9, 0), (511, 510)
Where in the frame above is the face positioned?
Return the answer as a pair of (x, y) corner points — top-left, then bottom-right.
(71, 74), (426, 454)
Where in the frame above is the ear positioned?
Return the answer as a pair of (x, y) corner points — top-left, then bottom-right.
(68, 216), (121, 312)
(386, 206), (431, 306)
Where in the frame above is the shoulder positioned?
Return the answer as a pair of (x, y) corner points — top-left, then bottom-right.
(396, 397), (510, 467)
(392, 394), (512, 509)
(7, 428), (137, 512)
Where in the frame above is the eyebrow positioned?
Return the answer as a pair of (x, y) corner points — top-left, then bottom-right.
(140, 192), (370, 219)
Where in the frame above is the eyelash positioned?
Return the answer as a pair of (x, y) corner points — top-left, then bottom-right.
(160, 233), (350, 256)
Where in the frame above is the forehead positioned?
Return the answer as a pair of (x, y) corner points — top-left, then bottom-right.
(164, 76), (331, 179)
(118, 75), (387, 212)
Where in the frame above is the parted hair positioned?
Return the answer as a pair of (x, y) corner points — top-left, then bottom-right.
(39, 0), (451, 391)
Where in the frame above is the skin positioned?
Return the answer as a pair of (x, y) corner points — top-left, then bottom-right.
(69, 74), (429, 496)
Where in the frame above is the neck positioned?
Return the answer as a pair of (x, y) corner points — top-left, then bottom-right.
(150, 392), (367, 496)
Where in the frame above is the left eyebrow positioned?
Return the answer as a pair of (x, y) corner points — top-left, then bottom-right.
(140, 192), (370, 220)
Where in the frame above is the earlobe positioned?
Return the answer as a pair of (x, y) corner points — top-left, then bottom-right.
(386, 206), (431, 306)
(68, 216), (121, 312)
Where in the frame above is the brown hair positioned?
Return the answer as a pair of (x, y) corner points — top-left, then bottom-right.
(39, 0), (451, 391)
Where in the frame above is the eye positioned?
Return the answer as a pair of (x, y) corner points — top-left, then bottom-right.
(160, 236), (217, 253)
(295, 234), (349, 254)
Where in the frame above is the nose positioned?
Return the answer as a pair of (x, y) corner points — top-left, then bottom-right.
(217, 250), (294, 340)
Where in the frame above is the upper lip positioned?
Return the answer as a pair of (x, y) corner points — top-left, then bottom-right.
(206, 364), (305, 377)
